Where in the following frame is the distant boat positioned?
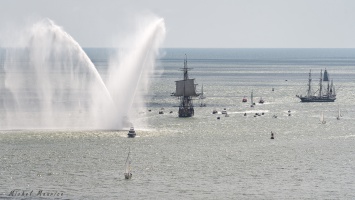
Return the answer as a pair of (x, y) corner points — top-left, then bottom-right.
(225, 113), (229, 117)
(259, 97), (264, 104)
(337, 106), (342, 120)
(250, 91), (255, 107)
(320, 112), (326, 124)
(296, 69), (336, 102)
(124, 148), (132, 180)
(127, 127), (136, 138)
(199, 84), (206, 107)
(159, 108), (164, 114)
(222, 110), (227, 115)
(212, 109), (217, 114)
(242, 96), (247, 102)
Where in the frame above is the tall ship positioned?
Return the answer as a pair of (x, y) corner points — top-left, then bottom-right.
(296, 69), (336, 102)
(172, 55), (200, 117)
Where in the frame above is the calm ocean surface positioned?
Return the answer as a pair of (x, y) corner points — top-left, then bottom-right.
(1, 48), (355, 199)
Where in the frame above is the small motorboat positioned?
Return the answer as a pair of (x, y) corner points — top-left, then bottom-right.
(244, 113), (247, 116)
(242, 96), (247, 102)
(159, 108), (164, 114)
(225, 113), (229, 117)
(221, 110), (227, 114)
(127, 127), (136, 138)
(212, 109), (218, 114)
(259, 98), (265, 104)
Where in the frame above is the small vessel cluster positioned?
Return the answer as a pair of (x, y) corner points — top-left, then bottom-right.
(122, 65), (342, 180)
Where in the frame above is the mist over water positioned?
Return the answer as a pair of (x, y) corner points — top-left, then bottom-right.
(0, 17), (166, 129)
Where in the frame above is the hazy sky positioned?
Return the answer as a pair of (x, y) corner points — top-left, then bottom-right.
(1, 0), (355, 48)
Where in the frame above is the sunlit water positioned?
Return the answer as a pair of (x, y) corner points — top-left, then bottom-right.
(1, 48), (355, 199)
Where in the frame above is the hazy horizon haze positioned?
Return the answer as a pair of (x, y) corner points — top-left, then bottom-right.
(1, 0), (355, 48)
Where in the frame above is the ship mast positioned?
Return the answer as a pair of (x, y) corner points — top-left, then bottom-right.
(319, 69), (323, 97)
(183, 54), (188, 80)
(307, 70), (312, 97)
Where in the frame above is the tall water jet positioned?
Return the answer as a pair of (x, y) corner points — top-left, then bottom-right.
(1, 19), (113, 129)
(0, 16), (166, 130)
(105, 17), (166, 129)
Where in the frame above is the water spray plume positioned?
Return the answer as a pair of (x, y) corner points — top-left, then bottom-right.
(105, 17), (166, 129)
(0, 17), (166, 130)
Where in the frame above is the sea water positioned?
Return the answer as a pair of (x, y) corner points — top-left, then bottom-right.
(1, 48), (355, 199)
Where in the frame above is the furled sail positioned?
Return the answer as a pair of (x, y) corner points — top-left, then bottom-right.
(174, 79), (198, 96)
(323, 69), (329, 81)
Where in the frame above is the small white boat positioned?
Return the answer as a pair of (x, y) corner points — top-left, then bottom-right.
(222, 110), (227, 114)
(320, 112), (326, 124)
(124, 148), (132, 179)
(199, 84), (207, 107)
(127, 127), (136, 138)
(336, 106), (341, 120)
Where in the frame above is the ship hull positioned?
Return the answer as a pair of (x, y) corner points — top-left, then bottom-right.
(127, 133), (136, 138)
(299, 97), (336, 102)
(178, 107), (194, 117)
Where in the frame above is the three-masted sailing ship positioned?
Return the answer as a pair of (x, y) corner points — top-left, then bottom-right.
(296, 69), (336, 102)
(172, 55), (200, 117)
